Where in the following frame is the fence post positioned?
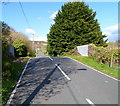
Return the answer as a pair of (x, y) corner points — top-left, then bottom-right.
(110, 53), (113, 67)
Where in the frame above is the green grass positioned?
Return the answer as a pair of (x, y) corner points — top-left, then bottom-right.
(63, 55), (120, 79)
(2, 58), (29, 105)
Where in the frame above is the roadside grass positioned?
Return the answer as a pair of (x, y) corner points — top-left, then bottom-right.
(2, 58), (29, 105)
(63, 55), (119, 79)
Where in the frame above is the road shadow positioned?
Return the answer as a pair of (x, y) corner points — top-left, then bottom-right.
(77, 68), (87, 71)
(11, 58), (68, 104)
(10, 57), (88, 104)
(22, 65), (58, 104)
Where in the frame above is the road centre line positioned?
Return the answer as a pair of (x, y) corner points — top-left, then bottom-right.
(48, 57), (71, 81)
(55, 64), (71, 81)
(49, 57), (53, 61)
(7, 58), (31, 104)
(86, 98), (95, 106)
(68, 57), (119, 81)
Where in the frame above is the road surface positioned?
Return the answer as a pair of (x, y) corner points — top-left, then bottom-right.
(7, 57), (119, 105)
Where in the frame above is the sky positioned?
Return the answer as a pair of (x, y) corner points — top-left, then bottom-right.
(1, 1), (119, 42)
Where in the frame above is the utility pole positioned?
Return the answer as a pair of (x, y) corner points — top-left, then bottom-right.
(32, 33), (35, 50)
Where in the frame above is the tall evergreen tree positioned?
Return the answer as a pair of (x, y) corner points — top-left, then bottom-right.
(47, 2), (107, 56)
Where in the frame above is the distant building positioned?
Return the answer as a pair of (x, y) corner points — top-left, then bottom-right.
(29, 41), (47, 54)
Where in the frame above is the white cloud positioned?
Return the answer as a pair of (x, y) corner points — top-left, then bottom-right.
(50, 11), (58, 19)
(102, 24), (119, 42)
(103, 24), (118, 34)
(26, 29), (36, 34)
(51, 21), (55, 25)
(102, 32), (111, 36)
(29, 36), (47, 42)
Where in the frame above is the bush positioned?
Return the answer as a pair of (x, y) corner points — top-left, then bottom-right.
(89, 44), (119, 67)
(12, 39), (27, 57)
(2, 61), (24, 104)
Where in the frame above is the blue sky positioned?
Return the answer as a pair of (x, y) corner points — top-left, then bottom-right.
(2, 1), (118, 42)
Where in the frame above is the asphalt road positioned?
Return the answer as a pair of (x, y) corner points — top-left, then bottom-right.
(36, 51), (44, 57)
(8, 57), (119, 105)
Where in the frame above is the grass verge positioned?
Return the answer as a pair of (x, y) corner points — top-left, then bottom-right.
(2, 57), (29, 105)
(63, 55), (119, 79)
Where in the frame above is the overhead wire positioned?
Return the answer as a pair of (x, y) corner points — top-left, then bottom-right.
(18, 0), (32, 30)
(18, 0), (35, 50)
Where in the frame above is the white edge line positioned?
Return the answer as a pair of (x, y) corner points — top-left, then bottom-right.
(67, 57), (119, 81)
(86, 98), (95, 105)
(55, 64), (71, 81)
(6, 58), (31, 104)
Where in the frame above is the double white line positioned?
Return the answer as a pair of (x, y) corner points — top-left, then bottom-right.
(49, 57), (71, 81)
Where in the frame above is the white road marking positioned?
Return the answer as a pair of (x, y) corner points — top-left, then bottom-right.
(68, 57), (119, 81)
(49, 57), (53, 61)
(7, 58), (31, 104)
(86, 98), (95, 106)
(105, 80), (109, 83)
(55, 64), (71, 81)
